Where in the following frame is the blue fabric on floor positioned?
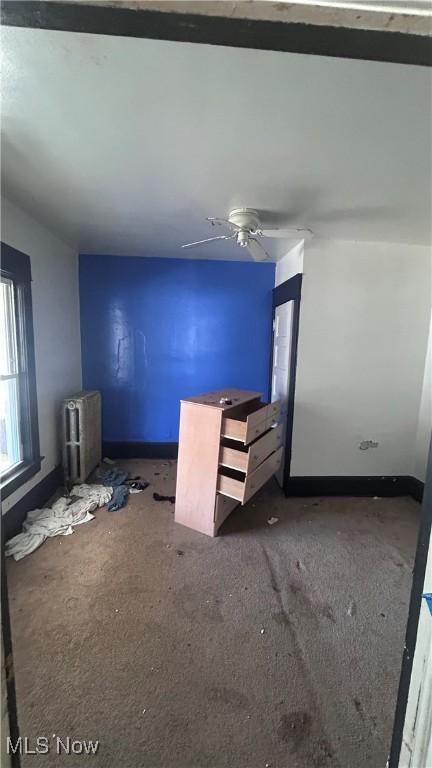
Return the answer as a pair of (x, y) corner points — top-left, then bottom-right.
(101, 468), (129, 487)
(107, 485), (129, 512)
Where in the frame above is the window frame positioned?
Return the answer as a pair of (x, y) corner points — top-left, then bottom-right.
(1, 243), (40, 499)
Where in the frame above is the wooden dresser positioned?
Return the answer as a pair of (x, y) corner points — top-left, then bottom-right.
(175, 388), (282, 536)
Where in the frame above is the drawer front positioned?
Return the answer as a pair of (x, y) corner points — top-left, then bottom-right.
(245, 400), (281, 445)
(244, 445), (283, 504)
(221, 403), (266, 443)
(221, 401), (281, 445)
(248, 424), (283, 474)
(267, 400), (281, 428)
(219, 424), (282, 474)
(217, 445), (283, 504)
(245, 409), (269, 444)
(214, 493), (238, 526)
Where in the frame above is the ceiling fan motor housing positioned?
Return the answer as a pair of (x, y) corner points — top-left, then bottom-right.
(228, 208), (260, 232)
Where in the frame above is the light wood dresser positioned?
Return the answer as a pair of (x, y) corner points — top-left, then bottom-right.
(175, 388), (282, 536)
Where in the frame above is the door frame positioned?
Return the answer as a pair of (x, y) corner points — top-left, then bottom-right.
(268, 273), (303, 496)
(388, 440), (432, 767)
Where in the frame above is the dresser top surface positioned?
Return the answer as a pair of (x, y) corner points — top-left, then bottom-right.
(181, 388), (262, 411)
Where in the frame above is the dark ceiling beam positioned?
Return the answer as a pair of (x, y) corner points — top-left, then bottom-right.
(1, 0), (431, 66)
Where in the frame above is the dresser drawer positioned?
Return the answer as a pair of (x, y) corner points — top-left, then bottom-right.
(266, 400), (281, 428)
(217, 446), (283, 504)
(214, 493), (239, 527)
(221, 400), (281, 445)
(219, 424), (283, 475)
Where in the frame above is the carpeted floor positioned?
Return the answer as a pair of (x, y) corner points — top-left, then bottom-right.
(6, 460), (420, 768)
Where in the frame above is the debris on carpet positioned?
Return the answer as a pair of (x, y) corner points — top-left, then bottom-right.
(127, 480), (150, 492)
(267, 517), (279, 525)
(6, 459), (168, 560)
(153, 492), (175, 505)
(5, 484), (112, 561)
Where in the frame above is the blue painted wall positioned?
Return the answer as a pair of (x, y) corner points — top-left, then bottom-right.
(79, 255), (275, 443)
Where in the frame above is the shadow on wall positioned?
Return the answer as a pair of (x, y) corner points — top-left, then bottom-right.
(1, 124), (79, 241)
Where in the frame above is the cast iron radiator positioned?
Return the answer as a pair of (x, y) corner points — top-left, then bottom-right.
(62, 390), (101, 483)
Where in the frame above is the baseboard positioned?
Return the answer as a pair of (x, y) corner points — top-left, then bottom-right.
(285, 475), (424, 502)
(2, 464), (64, 542)
(405, 476), (424, 503)
(2, 466), (423, 543)
(102, 442), (179, 460)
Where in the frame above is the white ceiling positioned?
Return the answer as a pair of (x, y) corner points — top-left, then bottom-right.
(1, 27), (431, 260)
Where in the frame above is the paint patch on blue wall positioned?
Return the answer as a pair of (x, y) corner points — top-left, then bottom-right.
(80, 255), (275, 442)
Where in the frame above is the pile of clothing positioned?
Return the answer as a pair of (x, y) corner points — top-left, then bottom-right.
(98, 465), (149, 511)
(6, 461), (151, 562)
(5, 484), (112, 561)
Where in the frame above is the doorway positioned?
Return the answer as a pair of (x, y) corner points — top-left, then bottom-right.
(270, 273), (302, 493)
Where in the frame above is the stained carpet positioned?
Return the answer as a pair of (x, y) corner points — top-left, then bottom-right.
(6, 460), (419, 768)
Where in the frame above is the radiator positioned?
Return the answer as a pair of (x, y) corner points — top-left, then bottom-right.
(62, 390), (102, 483)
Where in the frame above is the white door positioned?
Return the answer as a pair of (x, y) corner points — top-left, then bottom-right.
(271, 302), (293, 487)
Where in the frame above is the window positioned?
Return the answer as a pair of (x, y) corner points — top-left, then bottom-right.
(0, 243), (40, 499)
(0, 278), (22, 473)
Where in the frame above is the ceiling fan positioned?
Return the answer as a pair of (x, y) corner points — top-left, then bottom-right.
(181, 208), (313, 261)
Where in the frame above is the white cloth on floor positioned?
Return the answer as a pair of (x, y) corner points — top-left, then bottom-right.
(5, 484), (113, 561)
(71, 484), (113, 507)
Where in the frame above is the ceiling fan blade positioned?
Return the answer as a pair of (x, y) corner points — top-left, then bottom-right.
(246, 238), (270, 262)
(260, 227), (313, 240)
(206, 217), (240, 231)
(181, 234), (234, 249)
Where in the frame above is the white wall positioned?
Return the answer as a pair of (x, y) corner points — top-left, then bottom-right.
(275, 240), (304, 286)
(1, 197), (82, 513)
(291, 238), (431, 477)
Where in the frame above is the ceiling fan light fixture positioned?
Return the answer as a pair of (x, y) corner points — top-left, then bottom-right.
(237, 231), (249, 247)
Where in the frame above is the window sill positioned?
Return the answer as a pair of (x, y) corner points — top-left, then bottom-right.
(0, 459), (42, 501)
